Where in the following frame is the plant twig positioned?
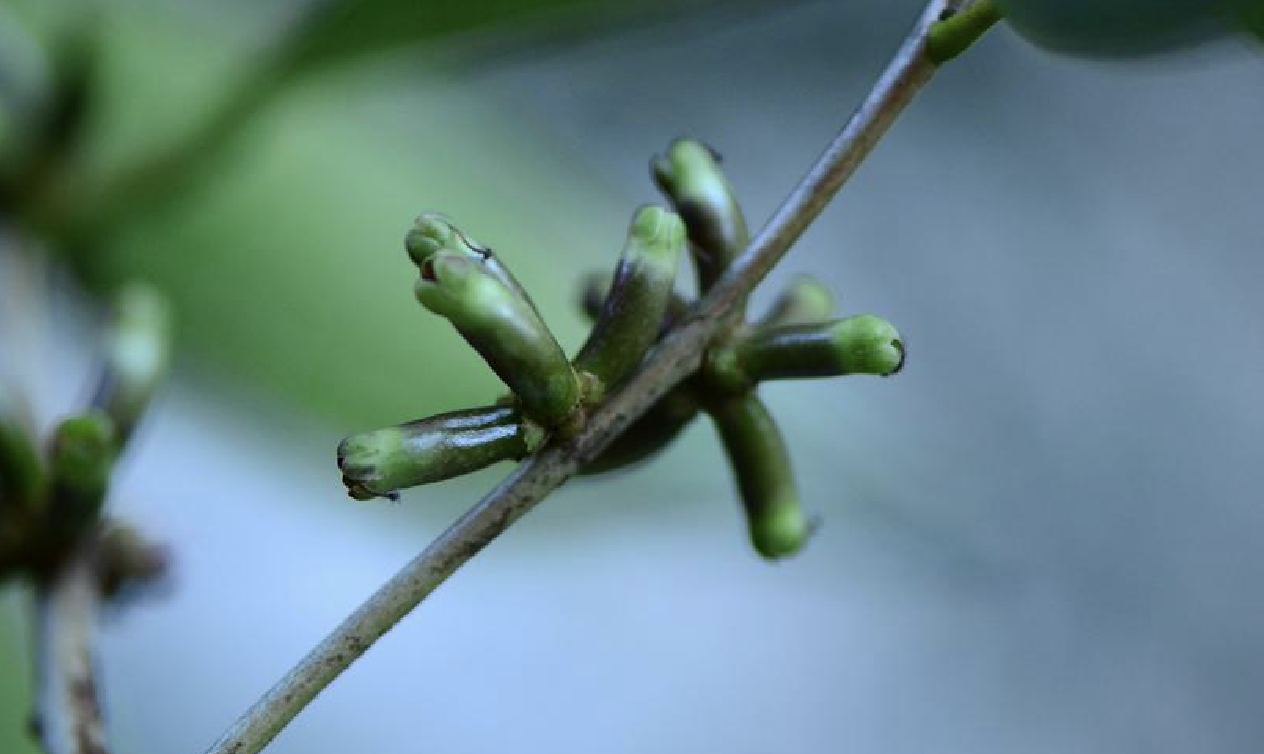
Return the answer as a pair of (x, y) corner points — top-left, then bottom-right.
(205, 2), (990, 751)
(33, 538), (110, 754)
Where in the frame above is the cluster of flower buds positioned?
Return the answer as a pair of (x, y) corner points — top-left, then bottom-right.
(338, 138), (904, 560)
(0, 283), (171, 591)
(338, 205), (686, 500)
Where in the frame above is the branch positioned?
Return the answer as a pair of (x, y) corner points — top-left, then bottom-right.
(205, 2), (991, 751)
(33, 538), (109, 754)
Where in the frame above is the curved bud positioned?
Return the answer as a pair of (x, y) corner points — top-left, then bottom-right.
(707, 393), (810, 560)
(732, 315), (904, 383)
(573, 205), (685, 389)
(47, 412), (115, 550)
(338, 406), (536, 501)
(580, 386), (699, 475)
(406, 213), (542, 317)
(415, 251), (580, 427)
(1, 381), (44, 510)
(652, 138), (749, 292)
(754, 275), (835, 328)
(92, 282), (171, 447)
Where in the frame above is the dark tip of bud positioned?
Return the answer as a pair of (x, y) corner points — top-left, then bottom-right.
(650, 155), (674, 193)
(420, 257), (437, 283)
(888, 338), (906, 376)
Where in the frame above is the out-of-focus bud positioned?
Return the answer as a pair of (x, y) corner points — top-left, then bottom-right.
(46, 412), (115, 550)
(413, 249), (580, 428)
(97, 522), (171, 600)
(652, 138), (749, 291)
(338, 406), (535, 501)
(754, 275), (835, 328)
(1, 381), (44, 510)
(573, 205), (684, 390)
(92, 283), (171, 447)
(708, 393), (810, 560)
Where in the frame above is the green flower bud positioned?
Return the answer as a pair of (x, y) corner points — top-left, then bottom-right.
(573, 205), (685, 389)
(338, 406), (537, 500)
(415, 251), (580, 428)
(407, 213), (542, 318)
(707, 393), (810, 560)
(97, 522), (171, 600)
(580, 386), (699, 475)
(731, 315), (905, 384)
(577, 271), (690, 333)
(652, 138), (749, 291)
(46, 412), (115, 549)
(1, 381), (44, 510)
(754, 275), (835, 328)
(92, 283), (171, 447)
(927, 0), (1004, 63)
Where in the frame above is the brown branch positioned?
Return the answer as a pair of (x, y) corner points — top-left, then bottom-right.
(204, 2), (984, 752)
(32, 539), (110, 754)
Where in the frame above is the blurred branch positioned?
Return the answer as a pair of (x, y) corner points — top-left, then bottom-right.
(204, 1), (995, 752)
(32, 536), (109, 754)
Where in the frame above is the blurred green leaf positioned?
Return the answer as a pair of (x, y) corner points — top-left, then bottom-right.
(88, 66), (619, 429)
(1233, 0), (1264, 42)
(277, 0), (660, 78)
(998, 0), (1229, 56)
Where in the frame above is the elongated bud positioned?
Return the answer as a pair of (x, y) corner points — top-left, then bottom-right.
(573, 206), (684, 389)
(414, 250), (580, 427)
(92, 283), (171, 447)
(755, 275), (835, 327)
(1, 382), (44, 510)
(97, 522), (171, 600)
(707, 393), (810, 559)
(338, 406), (537, 500)
(652, 138), (749, 291)
(577, 271), (690, 332)
(46, 412), (115, 550)
(719, 315), (904, 388)
(407, 213), (541, 316)
(1, 383), (44, 577)
(580, 387), (699, 475)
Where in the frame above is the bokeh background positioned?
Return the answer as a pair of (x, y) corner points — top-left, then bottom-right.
(2, 1), (1263, 752)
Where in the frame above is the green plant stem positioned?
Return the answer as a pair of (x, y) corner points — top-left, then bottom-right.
(204, 2), (979, 751)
